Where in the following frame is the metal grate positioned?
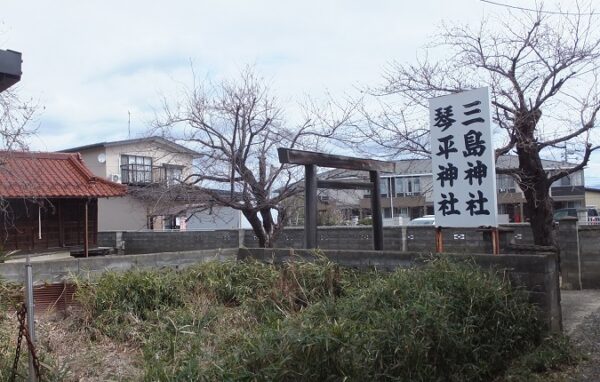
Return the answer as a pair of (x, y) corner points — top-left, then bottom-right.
(9, 283), (79, 313)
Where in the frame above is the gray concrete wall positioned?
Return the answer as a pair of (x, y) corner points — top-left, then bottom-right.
(559, 220), (600, 289)
(242, 225), (527, 254)
(97, 224), (535, 256)
(122, 230), (240, 254)
(577, 225), (600, 289)
(0, 248), (238, 284)
(239, 248), (562, 332)
(557, 218), (600, 290)
(97, 230), (239, 255)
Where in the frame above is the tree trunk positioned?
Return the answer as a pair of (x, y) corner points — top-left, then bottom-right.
(517, 144), (557, 247)
(243, 210), (268, 248)
(243, 209), (278, 248)
(522, 183), (556, 247)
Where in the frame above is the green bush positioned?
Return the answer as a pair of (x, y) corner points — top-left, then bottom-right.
(501, 334), (580, 381)
(207, 258), (545, 381)
(75, 268), (187, 340)
(74, 257), (574, 381)
(75, 257), (365, 378)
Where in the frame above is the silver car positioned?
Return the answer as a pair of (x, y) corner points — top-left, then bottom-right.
(408, 215), (436, 225)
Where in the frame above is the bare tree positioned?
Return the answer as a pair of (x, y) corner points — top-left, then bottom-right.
(154, 68), (353, 247)
(0, 88), (38, 254)
(351, 4), (600, 247)
(0, 89), (37, 150)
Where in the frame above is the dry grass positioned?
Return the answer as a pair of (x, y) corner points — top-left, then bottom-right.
(0, 308), (142, 381)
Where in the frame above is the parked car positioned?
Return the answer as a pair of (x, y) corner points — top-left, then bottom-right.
(553, 208), (579, 220)
(408, 215), (436, 225)
(553, 207), (600, 224)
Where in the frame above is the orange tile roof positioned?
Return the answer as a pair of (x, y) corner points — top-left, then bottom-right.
(0, 151), (127, 198)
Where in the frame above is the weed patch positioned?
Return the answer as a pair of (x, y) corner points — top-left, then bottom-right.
(70, 256), (577, 381)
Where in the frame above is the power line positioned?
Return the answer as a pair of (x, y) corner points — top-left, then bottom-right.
(480, 0), (598, 16)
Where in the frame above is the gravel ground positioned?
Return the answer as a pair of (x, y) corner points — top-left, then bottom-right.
(561, 290), (600, 381)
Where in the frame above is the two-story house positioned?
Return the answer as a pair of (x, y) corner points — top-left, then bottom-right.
(362, 156), (586, 223)
(61, 137), (197, 230)
(61, 137), (244, 231)
(310, 155), (587, 224)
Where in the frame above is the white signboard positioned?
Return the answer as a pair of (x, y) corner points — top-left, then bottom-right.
(429, 87), (498, 227)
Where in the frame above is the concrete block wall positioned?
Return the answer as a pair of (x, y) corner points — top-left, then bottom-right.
(97, 224), (536, 257)
(0, 248), (238, 284)
(97, 231), (117, 247)
(503, 223), (536, 244)
(244, 227), (402, 251)
(239, 248), (562, 332)
(242, 225), (525, 254)
(558, 218), (581, 289)
(98, 230), (240, 255)
(578, 225), (600, 289)
(556, 218), (600, 290)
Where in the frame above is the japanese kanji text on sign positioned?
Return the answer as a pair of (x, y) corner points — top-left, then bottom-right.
(429, 87), (498, 227)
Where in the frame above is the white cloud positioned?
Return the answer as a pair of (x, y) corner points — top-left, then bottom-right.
(3, 0), (599, 182)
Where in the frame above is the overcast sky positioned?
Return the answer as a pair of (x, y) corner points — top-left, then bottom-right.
(4, 0), (600, 185)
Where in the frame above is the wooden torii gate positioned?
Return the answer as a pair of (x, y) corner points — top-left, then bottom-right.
(278, 148), (397, 251)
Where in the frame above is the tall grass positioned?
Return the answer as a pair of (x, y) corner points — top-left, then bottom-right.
(206, 258), (544, 381)
(73, 256), (574, 381)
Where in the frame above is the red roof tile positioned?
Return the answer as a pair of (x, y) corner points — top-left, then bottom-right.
(0, 151), (127, 198)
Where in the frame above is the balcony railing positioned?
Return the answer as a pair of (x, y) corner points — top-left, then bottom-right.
(120, 165), (181, 185)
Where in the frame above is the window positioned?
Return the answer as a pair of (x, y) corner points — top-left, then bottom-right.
(163, 164), (183, 186)
(560, 176), (571, 187)
(395, 177), (405, 195)
(407, 177), (420, 195)
(497, 174), (516, 192)
(396, 207), (409, 217)
(380, 178), (390, 197)
(383, 207), (392, 218)
(121, 155), (152, 184)
(552, 171), (584, 188)
(395, 177), (421, 196)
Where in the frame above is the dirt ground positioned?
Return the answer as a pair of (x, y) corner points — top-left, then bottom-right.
(560, 290), (600, 382)
(561, 290), (600, 333)
(1, 309), (141, 382)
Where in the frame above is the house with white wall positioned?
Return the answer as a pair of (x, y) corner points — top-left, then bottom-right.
(61, 137), (244, 231)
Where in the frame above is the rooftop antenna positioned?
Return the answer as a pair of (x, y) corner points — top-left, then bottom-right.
(128, 111), (131, 139)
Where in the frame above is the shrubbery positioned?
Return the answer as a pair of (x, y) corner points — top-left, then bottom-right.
(73, 256), (574, 381)
(206, 258), (544, 381)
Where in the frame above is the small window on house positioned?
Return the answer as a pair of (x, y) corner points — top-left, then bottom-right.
(408, 177), (420, 194)
(497, 175), (516, 192)
(163, 164), (183, 186)
(380, 179), (389, 197)
(395, 177), (421, 196)
(395, 177), (405, 196)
